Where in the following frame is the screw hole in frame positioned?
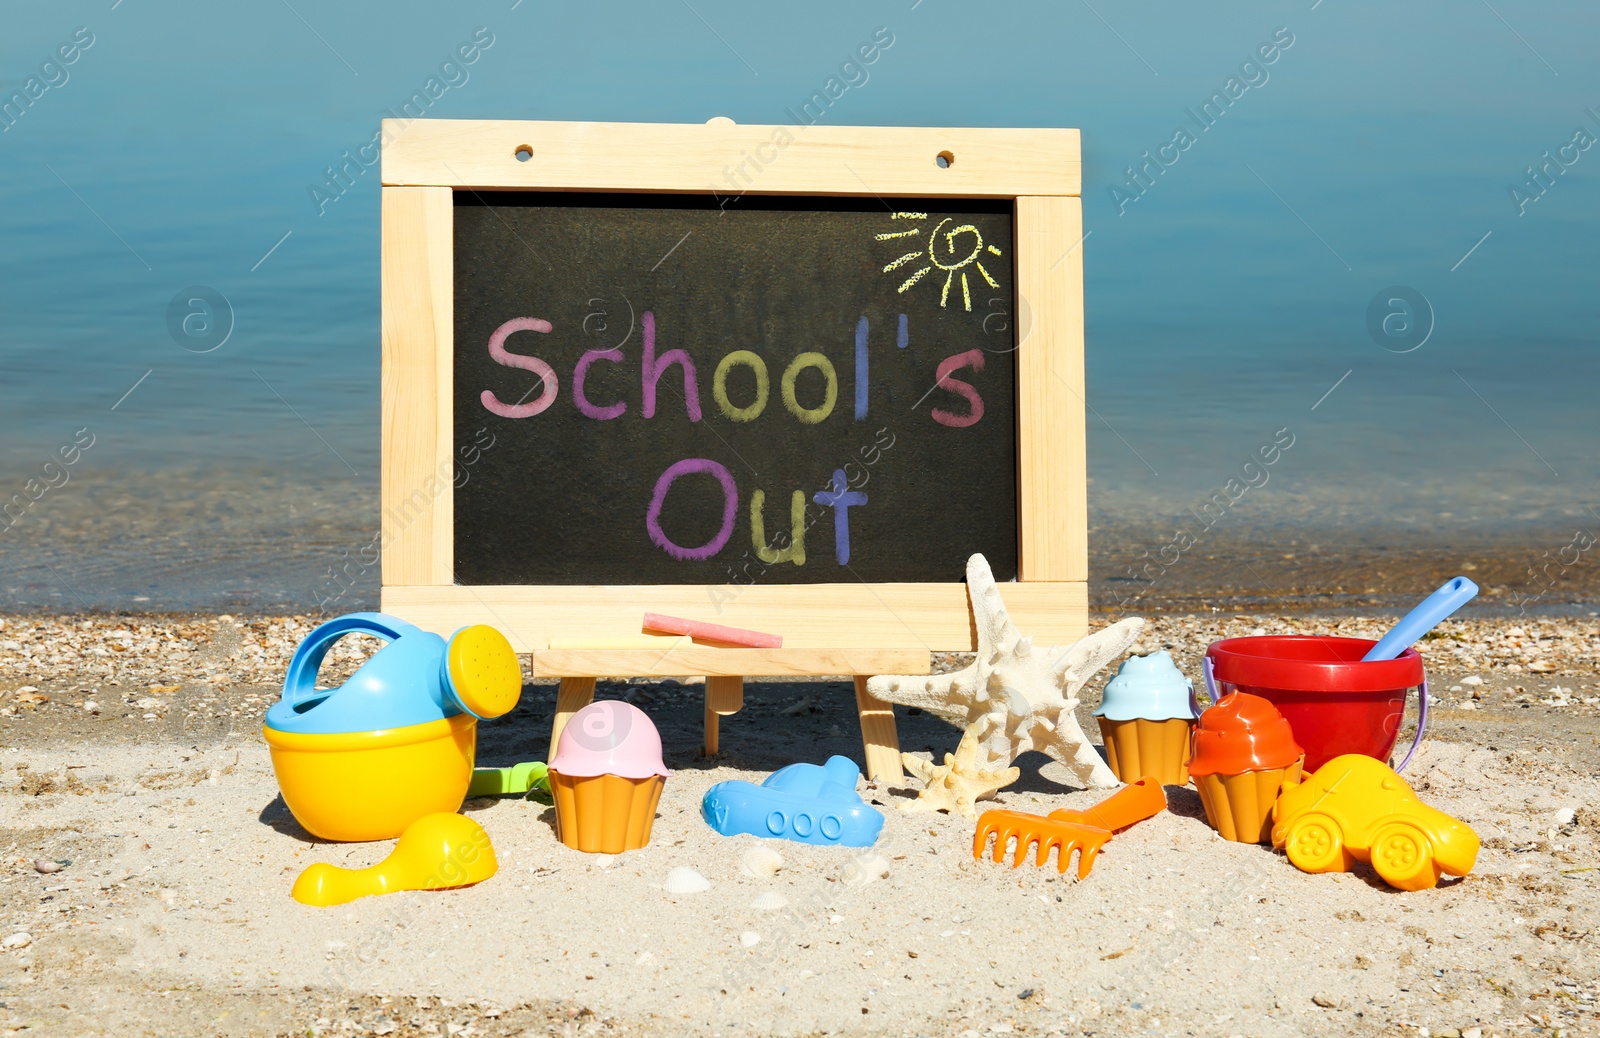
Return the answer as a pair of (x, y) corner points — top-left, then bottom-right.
(936, 150), (955, 168)
(514, 144), (533, 162)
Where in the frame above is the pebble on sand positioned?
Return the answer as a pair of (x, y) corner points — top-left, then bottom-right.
(2, 933), (32, 950)
(32, 859), (62, 874)
(842, 852), (890, 887)
(739, 931), (761, 947)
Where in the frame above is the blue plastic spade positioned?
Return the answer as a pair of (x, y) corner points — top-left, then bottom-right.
(1362, 576), (1479, 662)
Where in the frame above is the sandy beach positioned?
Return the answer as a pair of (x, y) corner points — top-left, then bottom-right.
(0, 611), (1596, 1036)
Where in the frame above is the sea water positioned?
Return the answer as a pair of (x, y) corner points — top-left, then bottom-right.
(1, 0), (1596, 612)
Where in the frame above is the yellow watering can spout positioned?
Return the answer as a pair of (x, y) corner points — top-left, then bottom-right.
(292, 813), (498, 907)
(292, 862), (378, 907)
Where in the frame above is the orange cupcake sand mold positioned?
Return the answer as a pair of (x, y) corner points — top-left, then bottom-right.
(1189, 692), (1305, 844)
(1188, 692), (1302, 777)
(1195, 763), (1304, 844)
(551, 773), (666, 854)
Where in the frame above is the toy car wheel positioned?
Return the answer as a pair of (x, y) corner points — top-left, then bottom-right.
(1284, 813), (1351, 874)
(1370, 821), (1443, 891)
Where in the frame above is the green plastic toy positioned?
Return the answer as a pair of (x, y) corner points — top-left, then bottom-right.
(468, 761), (550, 798)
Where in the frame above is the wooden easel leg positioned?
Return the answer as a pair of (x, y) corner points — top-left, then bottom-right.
(549, 677), (597, 760)
(704, 699), (719, 756)
(854, 675), (903, 783)
(704, 675), (743, 755)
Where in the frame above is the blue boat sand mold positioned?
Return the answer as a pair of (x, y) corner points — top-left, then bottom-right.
(701, 755), (884, 847)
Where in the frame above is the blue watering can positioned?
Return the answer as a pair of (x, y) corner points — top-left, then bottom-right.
(262, 612), (523, 842)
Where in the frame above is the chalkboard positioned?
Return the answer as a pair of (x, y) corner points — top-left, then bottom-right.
(452, 193), (1019, 586)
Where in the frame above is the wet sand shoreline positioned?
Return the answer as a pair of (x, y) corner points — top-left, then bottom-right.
(1092, 539), (1600, 618)
(1, 463), (1596, 617)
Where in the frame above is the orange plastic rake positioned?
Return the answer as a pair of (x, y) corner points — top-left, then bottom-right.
(972, 778), (1168, 880)
(1048, 777), (1167, 832)
(973, 810), (1113, 879)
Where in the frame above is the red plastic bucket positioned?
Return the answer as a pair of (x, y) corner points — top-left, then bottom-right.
(1203, 636), (1428, 773)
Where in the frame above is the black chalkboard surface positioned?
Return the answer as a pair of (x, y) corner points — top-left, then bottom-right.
(453, 193), (1018, 586)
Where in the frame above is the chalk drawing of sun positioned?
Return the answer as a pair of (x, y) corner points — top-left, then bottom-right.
(875, 212), (1002, 312)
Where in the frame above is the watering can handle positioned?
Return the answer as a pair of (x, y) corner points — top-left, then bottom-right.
(1394, 672), (1430, 773)
(281, 612), (419, 708)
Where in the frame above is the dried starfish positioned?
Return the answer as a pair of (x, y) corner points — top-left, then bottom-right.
(900, 720), (1020, 819)
(869, 554), (1144, 796)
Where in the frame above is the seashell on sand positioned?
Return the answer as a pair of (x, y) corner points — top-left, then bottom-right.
(739, 845), (784, 878)
(750, 891), (788, 912)
(739, 931), (761, 947)
(663, 866), (710, 895)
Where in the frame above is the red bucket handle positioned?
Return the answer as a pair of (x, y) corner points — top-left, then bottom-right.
(1395, 673), (1428, 773)
(1201, 656), (1429, 773)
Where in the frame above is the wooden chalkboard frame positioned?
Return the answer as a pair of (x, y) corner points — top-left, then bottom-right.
(378, 118), (1087, 657)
